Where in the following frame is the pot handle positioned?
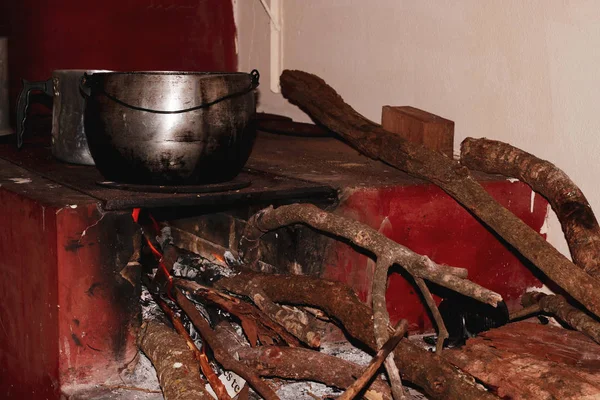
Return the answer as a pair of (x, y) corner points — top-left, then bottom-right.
(16, 78), (54, 149)
(80, 70), (260, 115)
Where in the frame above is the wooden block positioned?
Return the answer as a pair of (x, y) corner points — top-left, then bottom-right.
(381, 106), (454, 158)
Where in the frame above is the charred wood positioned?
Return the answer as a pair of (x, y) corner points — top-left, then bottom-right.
(174, 278), (302, 347)
(154, 296), (231, 400)
(173, 288), (280, 400)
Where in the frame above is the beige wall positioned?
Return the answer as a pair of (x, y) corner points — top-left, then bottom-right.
(236, 0), (600, 257)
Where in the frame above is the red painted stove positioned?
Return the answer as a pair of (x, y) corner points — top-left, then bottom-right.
(0, 132), (548, 398)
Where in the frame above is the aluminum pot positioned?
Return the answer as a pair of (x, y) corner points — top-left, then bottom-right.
(16, 69), (111, 165)
(81, 70), (259, 185)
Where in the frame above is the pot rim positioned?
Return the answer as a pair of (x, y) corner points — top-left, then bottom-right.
(53, 69), (113, 73)
(87, 71), (251, 77)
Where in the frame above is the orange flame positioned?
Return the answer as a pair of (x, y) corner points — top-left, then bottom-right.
(212, 252), (225, 263)
(132, 208), (141, 223)
(132, 207), (174, 299)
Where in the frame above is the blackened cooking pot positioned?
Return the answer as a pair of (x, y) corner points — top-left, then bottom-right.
(82, 70), (259, 185)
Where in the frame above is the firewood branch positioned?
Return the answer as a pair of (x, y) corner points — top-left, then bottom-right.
(173, 288), (281, 400)
(174, 278), (302, 347)
(339, 319), (408, 400)
(414, 277), (448, 352)
(522, 291), (600, 345)
(215, 272), (500, 400)
(279, 69), (600, 321)
(214, 322), (393, 400)
(461, 137), (600, 278)
(138, 319), (213, 400)
(154, 296), (231, 400)
(240, 204), (502, 307)
(373, 256), (406, 400)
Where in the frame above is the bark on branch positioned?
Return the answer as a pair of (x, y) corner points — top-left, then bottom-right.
(240, 203), (501, 307)
(216, 272), (499, 400)
(338, 319), (408, 400)
(214, 322), (393, 400)
(279, 69), (600, 320)
(522, 291), (600, 345)
(461, 137), (600, 278)
(173, 289), (281, 400)
(138, 320), (212, 400)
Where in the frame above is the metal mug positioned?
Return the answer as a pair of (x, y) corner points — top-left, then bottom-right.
(16, 69), (110, 165)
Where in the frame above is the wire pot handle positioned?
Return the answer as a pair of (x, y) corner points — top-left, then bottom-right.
(80, 70), (259, 115)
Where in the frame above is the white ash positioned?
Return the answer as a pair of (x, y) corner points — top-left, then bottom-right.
(174, 253), (235, 283)
(320, 341), (371, 366)
(140, 286), (161, 321)
(122, 351), (161, 393)
(275, 380), (341, 400)
(156, 226), (173, 247)
(172, 259), (199, 279)
(224, 250), (241, 272)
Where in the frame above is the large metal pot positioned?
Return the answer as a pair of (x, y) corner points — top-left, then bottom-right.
(16, 69), (111, 165)
(82, 70), (259, 185)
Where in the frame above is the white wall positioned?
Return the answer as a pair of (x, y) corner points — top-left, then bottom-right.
(236, 0), (600, 257)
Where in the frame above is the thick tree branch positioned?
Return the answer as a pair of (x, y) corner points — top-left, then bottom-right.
(216, 272), (499, 400)
(279, 69), (600, 320)
(174, 288), (280, 400)
(214, 322), (393, 400)
(138, 320), (212, 400)
(154, 297), (231, 400)
(461, 137), (600, 278)
(240, 203), (502, 307)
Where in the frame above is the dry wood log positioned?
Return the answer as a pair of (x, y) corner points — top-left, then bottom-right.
(522, 291), (600, 345)
(138, 319), (213, 400)
(174, 278), (302, 347)
(443, 321), (600, 399)
(173, 288), (280, 400)
(248, 287), (321, 347)
(239, 201), (501, 389)
(142, 239), (280, 400)
(239, 347), (393, 400)
(240, 204), (501, 307)
(154, 296), (231, 400)
(214, 322), (393, 400)
(461, 137), (600, 278)
(215, 272), (499, 400)
(279, 69), (600, 320)
(338, 319), (408, 400)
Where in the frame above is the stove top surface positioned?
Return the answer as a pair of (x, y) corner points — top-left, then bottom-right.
(0, 131), (501, 211)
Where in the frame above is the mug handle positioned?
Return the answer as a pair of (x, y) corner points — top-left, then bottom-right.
(16, 78), (54, 149)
